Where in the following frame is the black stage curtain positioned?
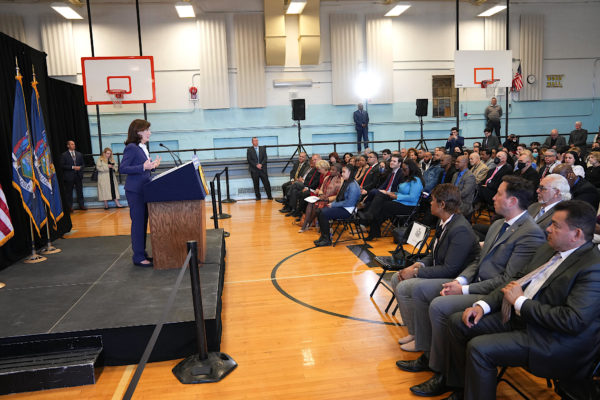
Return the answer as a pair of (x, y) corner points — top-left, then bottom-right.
(0, 33), (91, 270)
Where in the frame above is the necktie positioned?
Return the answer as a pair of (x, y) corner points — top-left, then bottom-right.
(485, 167), (500, 186)
(501, 253), (562, 323)
(360, 165), (374, 188)
(294, 162), (303, 180)
(385, 171), (396, 191)
(535, 207), (545, 221)
(483, 138), (487, 148)
(71, 151), (76, 162)
(255, 147), (259, 159)
(541, 166), (549, 179)
(454, 171), (463, 186)
(493, 222), (510, 245)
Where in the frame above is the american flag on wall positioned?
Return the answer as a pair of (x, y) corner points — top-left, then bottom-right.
(512, 63), (523, 92)
(0, 183), (15, 247)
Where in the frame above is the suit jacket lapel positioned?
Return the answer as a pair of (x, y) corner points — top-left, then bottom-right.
(537, 242), (594, 294)
(481, 219), (503, 257)
(487, 214), (528, 254)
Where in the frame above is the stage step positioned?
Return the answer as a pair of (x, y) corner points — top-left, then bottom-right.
(0, 336), (103, 395)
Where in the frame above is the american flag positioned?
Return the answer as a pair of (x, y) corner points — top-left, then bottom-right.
(0, 183), (14, 247)
(512, 63), (523, 92)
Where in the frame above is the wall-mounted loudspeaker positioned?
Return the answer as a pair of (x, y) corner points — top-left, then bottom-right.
(292, 99), (305, 121)
(415, 99), (428, 117)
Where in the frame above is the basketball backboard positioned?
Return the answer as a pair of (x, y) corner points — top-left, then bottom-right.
(454, 50), (512, 88)
(81, 56), (156, 105)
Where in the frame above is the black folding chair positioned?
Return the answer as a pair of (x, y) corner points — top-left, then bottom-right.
(381, 193), (425, 237)
(369, 221), (431, 313)
(330, 201), (368, 248)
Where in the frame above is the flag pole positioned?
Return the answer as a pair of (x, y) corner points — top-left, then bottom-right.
(23, 219), (46, 264)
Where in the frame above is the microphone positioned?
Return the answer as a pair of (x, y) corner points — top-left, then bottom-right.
(159, 143), (182, 166)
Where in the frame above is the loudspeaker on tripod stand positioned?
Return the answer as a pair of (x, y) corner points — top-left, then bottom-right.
(416, 99), (428, 117)
(292, 99), (305, 120)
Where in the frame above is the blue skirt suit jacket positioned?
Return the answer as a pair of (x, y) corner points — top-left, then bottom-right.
(119, 143), (152, 263)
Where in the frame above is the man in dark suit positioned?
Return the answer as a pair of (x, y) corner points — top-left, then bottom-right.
(438, 155), (456, 185)
(527, 174), (572, 232)
(60, 140), (86, 211)
(353, 103), (369, 152)
(398, 176), (545, 389)
(542, 128), (567, 150)
(246, 137), (272, 200)
(390, 184), (481, 352)
(476, 150), (512, 207)
(569, 121), (588, 149)
(281, 154), (321, 215)
(358, 151), (380, 194)
(514, 152), (539, 191)
(481, 128), (500, 152)
(359, 154), (403, 218)
(553, 164), (600, 209)
(444, 200), (600, 400)
(277, 152), (308, 203)
(450, 155), (476, 217)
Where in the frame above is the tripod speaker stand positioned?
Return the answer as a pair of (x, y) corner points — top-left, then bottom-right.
(282, 99), (308, 172)
(415, 98), (429, 151)
(282, 121), (308, 172)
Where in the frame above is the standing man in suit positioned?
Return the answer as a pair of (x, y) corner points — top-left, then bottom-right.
(542, 129), (567, 150)
(481, 128), (500, 152)
(476, 150), (512, 207)
(527, 174), (571, 232)
(60, 140), (87, 211)
(569, 121), (588, 149)
(247, 137), (272, 200)
(390, 184), (481, 352)
(484, 97), (502, 138)
(353, 103), (369, 152)
(399, 176), (545, 396)
(451, 156), (476, 218)
(445, 200), (600, 400)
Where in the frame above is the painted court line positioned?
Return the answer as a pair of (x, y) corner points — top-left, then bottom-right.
(225, 269), (359, 285)
(111, 365), (136, 400)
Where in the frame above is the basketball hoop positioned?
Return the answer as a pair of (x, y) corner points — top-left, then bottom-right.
(481, 79), (500, 98)
(107, 89), (126, 107)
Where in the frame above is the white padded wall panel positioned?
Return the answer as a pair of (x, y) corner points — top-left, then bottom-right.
(0, 14), (25, 42)
(41, 15), (76, 76)
(197, 15), (230, 109)
(329, 14), (359, 105)
(519, 14), (544, 101)
(366, 15), (392, 104)
(234, 14), (266, 108)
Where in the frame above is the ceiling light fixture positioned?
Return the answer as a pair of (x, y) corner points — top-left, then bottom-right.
(175, 1), (196, 18)
(51, 2), (83, 20)
(478, 5), (507, 17)
(385, 4), (411, 17)
(286, 0), (307, 15)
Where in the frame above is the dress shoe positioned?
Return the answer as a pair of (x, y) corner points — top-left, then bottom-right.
(401, 340), (418, 352)
(104, 206), (109, 210)
(79, 206), (88, 210)
(442, 391), (463, 400)
(275, 198), (285, 204)
(314, 238), (332, 247)
(279, 207), (291, 213)
(410, 373), (449, 397)
(396, 354), (431, 373)
(255, 197), (261, 201)
(285, 211), (296, 217)
(398, 334), (415, 344)
(267, 196), (273, 200)
(134, 260), (153, 267)
(365, 234), (380, 242)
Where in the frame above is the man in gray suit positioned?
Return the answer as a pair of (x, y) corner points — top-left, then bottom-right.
(542, 128), (567, 150)
(397, 176), (545, 397)
(390, 184), (480, 352)
(451, 155), (476, 217)
(528, 174), (572, 232)
(445, 200), (600, 400)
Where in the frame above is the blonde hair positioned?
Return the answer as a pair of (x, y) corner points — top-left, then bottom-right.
(99, 147), (114, 163)
(316, 160), (330, 171)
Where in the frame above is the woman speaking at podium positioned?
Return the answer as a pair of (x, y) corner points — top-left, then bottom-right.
(119, 119), (161, 267)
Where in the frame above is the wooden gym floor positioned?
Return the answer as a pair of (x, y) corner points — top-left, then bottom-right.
(4, 200), (557, 399)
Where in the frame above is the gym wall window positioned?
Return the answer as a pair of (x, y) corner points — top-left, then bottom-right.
(432, 75), (457, 118)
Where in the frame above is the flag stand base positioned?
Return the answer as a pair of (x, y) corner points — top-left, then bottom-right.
(0, 282), (5, 289)
(41, 243), (61, 255)
(24, 251), (47, 264)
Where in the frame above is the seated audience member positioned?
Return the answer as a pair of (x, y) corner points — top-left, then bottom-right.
(287, 160), (329, 218)
(328, 152), (340, 165)
(476, 150), (512, 207)
(313, 165), (361, 247)
(342, 152), (353, 165)
(528, 174), (571, 232)
(468, 152), (489, 185)
(564, 150), (585, 178)
(353, 155), (368, 183)
(569, 120), (588, 150)
(377, 160), (390, 186)
(300, 163), (343, 232)
(451, 155), (476, 218)
(553, 164), (600, 209)
(417, 149), (425, 162)
(347, 156), (356, 168)
(361, 154), (403, 209)
(358, 152), (380, 194)
(542, 128), (566, 150)
(423, 150), (443, 193)
(420, 151), (433, 172)
(399, 176), (545, 395)
(279, 152), (309, 203)
(400, 148), (408, 161)
(530, 141), (541, 151)
(438, 155), (456, 185)
(515, 151), (539, 190)
(365, 159), (424, 240)
(472, 142), (481, 152)
(407, 148), (419, 163)
(280, 154), (321, 214)
(445, 127), (464, 155)
(532, 147), (541, 167)
(480, 149), (495, 170)
(381, 149), (391, 163)
(443, 200), (599, 400)
(503, 134), (519, 155)
(481, 128), (500, 152)
(390, 184), (480, 352)
(538, 148), (560, 180)
(586, 151), (600, 187)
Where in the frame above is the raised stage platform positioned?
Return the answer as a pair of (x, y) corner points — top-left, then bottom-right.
(0, 229), (225, 367)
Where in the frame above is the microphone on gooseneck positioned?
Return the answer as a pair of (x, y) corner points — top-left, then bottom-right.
(159, 143), (181, 167)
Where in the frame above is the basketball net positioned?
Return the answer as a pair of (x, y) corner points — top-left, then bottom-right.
(481, 79), (500, 98)
(107, 89), (126, 107)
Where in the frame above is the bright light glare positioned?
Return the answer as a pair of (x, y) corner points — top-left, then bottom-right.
(478, 5), (507, 17)
(385, 5), (411, 17)
(51, 3), (83, 19)
(286, 0), (307, 15)
(355, 72), (380, 100)
(175, 2), (196, 18)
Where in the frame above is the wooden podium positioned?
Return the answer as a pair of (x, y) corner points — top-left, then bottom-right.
(144, 161), (208, 270)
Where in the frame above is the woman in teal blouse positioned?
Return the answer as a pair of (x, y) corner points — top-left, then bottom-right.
(367, 159), (424, 240)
